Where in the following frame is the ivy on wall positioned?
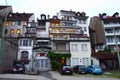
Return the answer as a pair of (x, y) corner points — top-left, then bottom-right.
(47, 51), (71, 70)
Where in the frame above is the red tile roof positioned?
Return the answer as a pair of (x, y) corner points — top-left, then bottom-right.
(7, 12), (34, 21)
(92, 52), (117, 60)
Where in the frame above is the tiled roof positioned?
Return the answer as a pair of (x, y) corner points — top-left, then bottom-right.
(0, 6), (10, 10)
(92, 52), (117, 60)
(7, 12), (34, 21)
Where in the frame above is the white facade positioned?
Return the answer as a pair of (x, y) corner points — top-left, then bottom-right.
(55, 10), (92, 67)
(70, 41), (91, 67)
(77, 19), (89, 37)
(17, 47), (33, 60)
(104, 23), (120, 50)
(17, 39), (33, 61)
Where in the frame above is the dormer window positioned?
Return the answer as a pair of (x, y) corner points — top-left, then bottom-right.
(41, 14), (46, 20)
(42, 16), (45, 20)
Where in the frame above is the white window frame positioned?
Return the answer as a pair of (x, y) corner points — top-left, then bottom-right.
(81, 44), (88, 51)
(72, 58), (79, 66)
(71, 44), (78, 51)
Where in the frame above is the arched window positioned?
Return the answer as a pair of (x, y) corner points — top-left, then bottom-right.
(21, 51), (28, 60)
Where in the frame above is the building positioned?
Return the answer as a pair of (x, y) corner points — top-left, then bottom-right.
(33, 14), (51, 71)
(5, 12), (35, 37)
(89, 12), (120, 69)
(89, 16), (105, 53)
(50, 10), (91, 67)
(99, 12), (120, 51)
(0, 5), (17, 73)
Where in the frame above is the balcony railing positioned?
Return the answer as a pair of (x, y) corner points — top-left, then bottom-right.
(50, 25), (80, 28)
(104, 23), (120, 28)
(51, 37), (90, 40)
(52, 50), (70, 54)
(49, 31), (82, 34)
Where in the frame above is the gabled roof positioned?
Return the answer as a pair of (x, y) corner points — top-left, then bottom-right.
(7, 12), (34, 21)
(92, 52), (117, 60)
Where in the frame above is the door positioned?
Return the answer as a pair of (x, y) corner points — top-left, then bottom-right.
(35, 59), (49, 70)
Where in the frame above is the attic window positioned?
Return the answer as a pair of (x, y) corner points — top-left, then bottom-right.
(41, 15), (45, 20)
(77, 13), (80, 16)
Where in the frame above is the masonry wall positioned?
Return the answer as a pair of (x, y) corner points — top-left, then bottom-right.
(0, 39), (18, 73)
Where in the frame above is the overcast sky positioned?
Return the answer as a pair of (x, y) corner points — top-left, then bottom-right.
(0, 0), (120, 20)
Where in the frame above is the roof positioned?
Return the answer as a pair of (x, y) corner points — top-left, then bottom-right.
(60, 10), (76, 14)
(92, 52), (117, 60)
(7, 12), (34, 21)
(0, 6), (11, 10)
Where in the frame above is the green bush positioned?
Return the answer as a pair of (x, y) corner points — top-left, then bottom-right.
(47, 51), (71, 71)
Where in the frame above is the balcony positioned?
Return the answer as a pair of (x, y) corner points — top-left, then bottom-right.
(105, 32), (120, 36)
(51, 37), (90, 41)
(50, 25), (80, 28)
(49, 30), (82, 34)
(52, 50), (70, 54)
(104, 23), (120, 28)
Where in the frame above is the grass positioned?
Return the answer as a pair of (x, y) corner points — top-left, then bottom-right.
(103, 70), (120, 78)
(61, 70), (120, 79)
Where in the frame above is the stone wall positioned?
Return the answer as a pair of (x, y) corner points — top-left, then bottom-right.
(0, 39), (18, 73)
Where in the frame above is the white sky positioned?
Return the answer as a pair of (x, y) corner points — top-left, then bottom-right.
(0, 0), (120, 20)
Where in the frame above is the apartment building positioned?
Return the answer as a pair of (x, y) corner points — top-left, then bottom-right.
(33, 14), (51, 71)
(5, 12), (35, 37)
(50, 10), (91, 67)
(99, 12), (120, 51)
(89, 13), (120, 69)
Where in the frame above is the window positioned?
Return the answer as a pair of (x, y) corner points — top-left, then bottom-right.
(24, 21), (27, 25)
(11, 21), (15, 26)
(32, 28), (36, 33)
(16, 29), (21, 34)
(106, 37), (113, 43)
(5, 29), (8, 34)
(19, 39), (22, 46)
(71, 44), (78, 51)
(6, 21), (9, 26)
(10, 29), (14, 34)
(84, 27), (87, 31)
(23, 39), (28, 46)
(83, 57), (89, 66)
(19, 39), (32, 46)
(29, 39), (32, 46)
(21, 51), (28, 60)
(17, 21), (21, 25)
(72, 58), (79, 66)
(81, 44), (87, 51)
(83, 21), (86, 24)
